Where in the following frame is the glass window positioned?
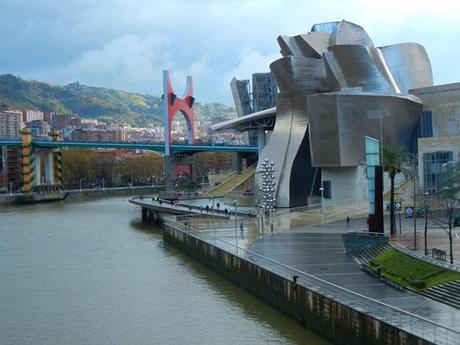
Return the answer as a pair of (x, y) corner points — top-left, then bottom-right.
(423, 151), (453, 193)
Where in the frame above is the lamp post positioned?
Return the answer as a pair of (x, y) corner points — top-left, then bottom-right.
(233, 199), (238, 248)
(422, 191), (432, 256)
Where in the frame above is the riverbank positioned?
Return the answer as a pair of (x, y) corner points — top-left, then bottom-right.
(162, 215), (460, 345)
(0, 186), (162, 205)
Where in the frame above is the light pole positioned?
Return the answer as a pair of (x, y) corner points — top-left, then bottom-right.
(422, 191), (432, 256)
(233, 199), (238, 248)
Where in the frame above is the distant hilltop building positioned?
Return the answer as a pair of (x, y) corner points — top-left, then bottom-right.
(22, 109), (44, 123)
(0, 109), (23, 137)
(216, 20), (460, 207)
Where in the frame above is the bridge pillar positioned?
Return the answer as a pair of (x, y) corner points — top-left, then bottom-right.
(20, 129), (34, 194)
(35, 151), (42, 185)
(233, 152), (245, 173)
(162, 70), (195, 157)
(164, 155), (176, 192)
(44, 151), (55, 184)
(51, 130), (63, 187)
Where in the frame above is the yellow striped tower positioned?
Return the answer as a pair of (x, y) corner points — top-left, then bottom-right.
(20, 128), (34, 194)
(51, 130), (63, 187)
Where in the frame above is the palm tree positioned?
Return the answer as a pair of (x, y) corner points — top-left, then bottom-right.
(383, 145), (410, 235)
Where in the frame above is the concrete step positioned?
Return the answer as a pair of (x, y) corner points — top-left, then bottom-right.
(412, 289), (460, 309)
(425, 287), (460, 304)
(428, 285), (460, 298)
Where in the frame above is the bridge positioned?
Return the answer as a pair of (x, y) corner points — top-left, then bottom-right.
(0, 137), (258, 154)
(129, 196), (255, 224)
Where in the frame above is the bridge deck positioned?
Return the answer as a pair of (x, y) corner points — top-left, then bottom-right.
(0, 138), (258, 153)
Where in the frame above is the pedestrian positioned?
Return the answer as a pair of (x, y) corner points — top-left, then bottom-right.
(159, 199), (162, 205)
(140, 195), (144, 200)
(224, 208), (228, 216)
(346, 216), (351, 226)
(216, 202), (220, 210)
(240, 221), (244, 233)
(270, 222), (274, 233)
(206, 205), (209, 213)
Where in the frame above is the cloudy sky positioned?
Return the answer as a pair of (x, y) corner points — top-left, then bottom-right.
(1, 0), (459, 104)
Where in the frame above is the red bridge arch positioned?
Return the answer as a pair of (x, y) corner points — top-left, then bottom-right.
(163, 70), (195, 156)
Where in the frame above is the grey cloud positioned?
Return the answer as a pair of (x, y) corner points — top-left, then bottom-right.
(1, 0), (460, 104)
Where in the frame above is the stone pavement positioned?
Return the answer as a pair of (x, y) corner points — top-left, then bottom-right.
(249, 231), (460, 330)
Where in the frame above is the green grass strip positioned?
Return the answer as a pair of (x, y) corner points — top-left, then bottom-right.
(369, 248), (460, 289)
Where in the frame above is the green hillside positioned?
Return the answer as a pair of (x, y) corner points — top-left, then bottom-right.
(0, 74), (236, 126)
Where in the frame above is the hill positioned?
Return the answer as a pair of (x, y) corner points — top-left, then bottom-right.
(0, 74), (236, 126)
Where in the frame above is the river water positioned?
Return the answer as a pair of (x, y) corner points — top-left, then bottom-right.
(0, 197), (329, 345)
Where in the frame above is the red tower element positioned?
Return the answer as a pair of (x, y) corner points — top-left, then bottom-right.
(163, 70), (195, 156)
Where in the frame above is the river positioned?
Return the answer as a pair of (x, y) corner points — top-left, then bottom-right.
(0, 197), (329, 345)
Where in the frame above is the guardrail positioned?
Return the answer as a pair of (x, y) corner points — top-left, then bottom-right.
(130, 196), (255, 218)
(392, 243), (460, 273)
(165, 214), (460, 345)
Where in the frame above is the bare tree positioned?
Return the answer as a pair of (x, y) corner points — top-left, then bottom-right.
(419, 191), (434, 255)
(430, 161), (460, 264)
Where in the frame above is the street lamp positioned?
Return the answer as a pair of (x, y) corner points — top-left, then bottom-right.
(319, 187), (325, 211)
(233, 199), (238, 248)
(421, 191), (432, 256)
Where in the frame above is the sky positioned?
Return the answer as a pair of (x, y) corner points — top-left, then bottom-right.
(1, 0), (460, 105)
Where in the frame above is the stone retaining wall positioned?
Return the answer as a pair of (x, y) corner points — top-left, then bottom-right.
(163, 224), (433, 345)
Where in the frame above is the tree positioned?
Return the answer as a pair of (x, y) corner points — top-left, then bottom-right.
(383, 145), (410, 235)
(419, 191), (434, 255)
(432, 161), (460, 264)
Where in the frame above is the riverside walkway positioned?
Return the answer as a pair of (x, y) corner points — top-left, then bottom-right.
(165, 215), (460, 345)
(249, 228), (460, 342)
(129, 197), (254, 218)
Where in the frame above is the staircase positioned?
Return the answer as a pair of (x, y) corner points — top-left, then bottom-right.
(354, 244), (460, 309)
(353, 244), (391, 265)
(418, 281), (460, 309)
(204, 165), (256, 198)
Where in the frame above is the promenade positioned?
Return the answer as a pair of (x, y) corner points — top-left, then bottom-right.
(170, 208), (460, 342)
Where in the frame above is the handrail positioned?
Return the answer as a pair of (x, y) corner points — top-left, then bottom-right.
(392, 243), (460, 272)
(164, 215), (460, 345)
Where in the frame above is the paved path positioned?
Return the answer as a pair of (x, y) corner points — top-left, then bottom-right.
(129, 197), (254, 218)
(249, 231), (460, 330)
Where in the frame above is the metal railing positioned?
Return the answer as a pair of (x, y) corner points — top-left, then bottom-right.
(392, 243), (460, 273)
(164, 215), (460, 345)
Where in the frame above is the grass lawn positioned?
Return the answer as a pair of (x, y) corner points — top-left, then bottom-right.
(368, 248), (460, 290)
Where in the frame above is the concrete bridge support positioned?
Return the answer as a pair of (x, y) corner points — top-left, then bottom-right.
(20, 129), (63, 193)
(141, 207), (162, 225)
(164, 154), (197, 192)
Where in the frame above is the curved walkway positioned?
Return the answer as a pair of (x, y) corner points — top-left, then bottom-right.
(249, 231), (460, 331)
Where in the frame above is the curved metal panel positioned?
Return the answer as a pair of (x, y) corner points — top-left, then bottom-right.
(293, 32), (330, 58)
(330, 20), (374, 47)
(277, 35), (303, 57)
(308, 92), (422, 167)
(324, 45), (399, 93)
(270, 56), (328, 93)
(256, 91), (310, 207)
(378, 43), (433, 93)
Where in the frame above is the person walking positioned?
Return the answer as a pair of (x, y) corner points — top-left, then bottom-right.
(240, 221), (244, 234)
(346, 216), (351, 227)
(270, 222), (274, 233)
